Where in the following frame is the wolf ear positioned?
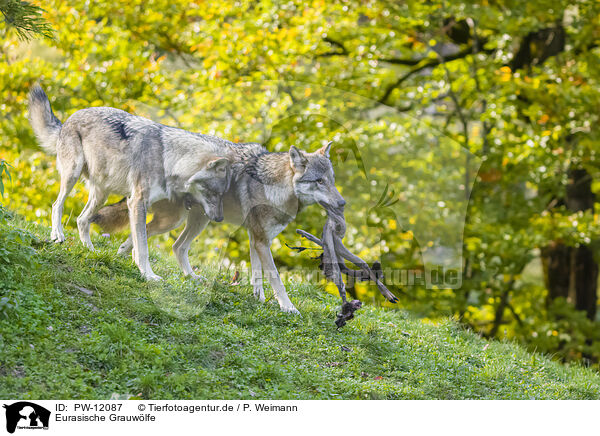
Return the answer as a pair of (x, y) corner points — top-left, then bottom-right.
(289, 145), (308, 172)
(206, 157), (229, 177)
(317, 141), (333, 158)
(186, 158), (229, 188)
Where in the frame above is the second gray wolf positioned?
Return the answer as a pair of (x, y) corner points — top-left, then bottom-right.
(28, 86), (232, 280)
(93, 141), (346, 313)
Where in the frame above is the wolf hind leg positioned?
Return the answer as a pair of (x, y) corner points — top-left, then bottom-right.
(127, 190), (161, 281)
(51, 137), (84, 243)
(117, 200), (186, 256)
(77, 184), (108, 250)
(172, 207), (209, 279)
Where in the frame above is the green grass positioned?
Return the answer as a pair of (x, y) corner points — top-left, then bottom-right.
(1, 217), (600, 400)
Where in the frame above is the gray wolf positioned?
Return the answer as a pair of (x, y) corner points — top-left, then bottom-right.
(94, 141), (346, 313)
(28, 86), (231, 280)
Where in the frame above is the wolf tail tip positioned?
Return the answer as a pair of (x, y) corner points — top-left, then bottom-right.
(27, 84), (62, 155)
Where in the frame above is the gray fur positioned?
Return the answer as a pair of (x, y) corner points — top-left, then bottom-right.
(99, 140), (345, 314)
(28, 86), (62, 154)
(27, 85), (232, 280)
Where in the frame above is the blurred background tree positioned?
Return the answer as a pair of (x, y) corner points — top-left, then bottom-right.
(1, 0), (600, 364)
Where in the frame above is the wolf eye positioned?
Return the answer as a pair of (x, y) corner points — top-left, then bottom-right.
(316, 178), (324, 185)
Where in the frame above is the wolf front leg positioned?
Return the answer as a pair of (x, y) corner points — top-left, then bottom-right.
(127, 193), (161, 281)
(172, 207), (210, 279)
(252, 237), (299, 314)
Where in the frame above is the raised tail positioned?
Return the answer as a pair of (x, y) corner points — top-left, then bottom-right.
(28, 85), (62, 155)
(90, 198), (130, 233)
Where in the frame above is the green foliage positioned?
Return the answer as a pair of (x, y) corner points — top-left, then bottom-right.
(1, 0), (600, 366)
(1, 218), (600, 399)
(0, 158), (11, 199)
(0, 0), (54, 40)
(0, 209), (38, 317)
(0, 160), (39, 318)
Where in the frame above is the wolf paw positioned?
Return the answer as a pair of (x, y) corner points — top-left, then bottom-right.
(144, 272), (163, 281)
(280, 304), (300, 315)
(253, 287), (266, 303)
(81, 240), (95, 251)
(187, 273), (207, 282)
(51, 230), (65, 243)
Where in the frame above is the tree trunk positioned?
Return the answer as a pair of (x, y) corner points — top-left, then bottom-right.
(542, 242), (571, 300)
(574, 245), (598, 319)
(542, 168), (598, 320)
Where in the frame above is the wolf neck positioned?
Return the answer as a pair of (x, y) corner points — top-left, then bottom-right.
(246, 151), (298, 207)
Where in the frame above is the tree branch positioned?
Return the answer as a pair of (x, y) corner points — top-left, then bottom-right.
(467, 18), (491, 155)
(378, 44), (492, 105)
(317, 36), (349, 57)
(378, 56), (422, 66)
(506, 302), (524, 328)
(0, 0), (54, 40)
(490, 280), (513, 337)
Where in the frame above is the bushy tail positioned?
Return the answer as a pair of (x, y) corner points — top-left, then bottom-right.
(90, 198), (130, 233)
(28, 85), (62, 155)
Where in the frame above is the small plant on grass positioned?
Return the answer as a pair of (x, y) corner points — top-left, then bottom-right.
(0, 159), (39, 318)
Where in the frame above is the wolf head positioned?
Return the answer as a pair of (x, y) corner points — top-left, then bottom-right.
(289, 142), (346, 209)
(184, 157), (231, 222)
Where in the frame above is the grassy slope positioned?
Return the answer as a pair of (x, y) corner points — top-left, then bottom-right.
(1, 218), (600, 400)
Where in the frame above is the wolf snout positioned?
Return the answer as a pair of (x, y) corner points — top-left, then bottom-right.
(337, 199), (346, 207)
